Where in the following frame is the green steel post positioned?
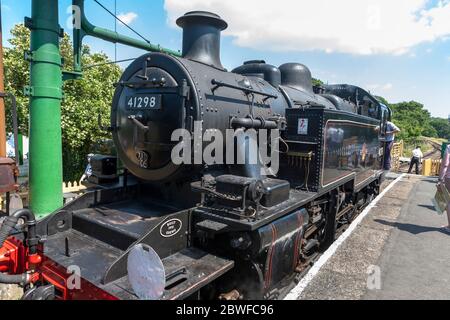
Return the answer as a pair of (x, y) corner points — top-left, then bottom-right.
(27, 0), (63, 218)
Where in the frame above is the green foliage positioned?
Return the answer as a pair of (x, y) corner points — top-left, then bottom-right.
(375, 94), (449, 143)
(430, 117), (450, 140)
(389, 101), (433, 140)
(312, 78), (323, 87)
(375, 96), (389, 106)
(4, 24), (122, 182)
(4, 25), (30, 136)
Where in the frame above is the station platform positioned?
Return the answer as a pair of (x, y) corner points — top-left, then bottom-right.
(286, 174), (450, 300)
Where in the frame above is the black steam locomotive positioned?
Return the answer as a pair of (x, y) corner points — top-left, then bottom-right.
(0, 11), (390, 300)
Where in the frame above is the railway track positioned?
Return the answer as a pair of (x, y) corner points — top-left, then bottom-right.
(424, 139), (444, 160)
(399, 139), (442, 171)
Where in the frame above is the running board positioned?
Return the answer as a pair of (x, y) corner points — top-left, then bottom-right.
(105, 248), (235, 300)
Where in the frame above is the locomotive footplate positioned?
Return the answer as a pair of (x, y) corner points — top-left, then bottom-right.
(105, 248), (234, 300)
(42, 231), (234, 300)
(35, 187), (234, 300)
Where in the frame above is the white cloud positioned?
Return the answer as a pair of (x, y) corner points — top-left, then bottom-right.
(366, 83), (393, 92)
(164, 0), (450, 55)
(117, 12), (138, 25)
(383, 83), (394, 90)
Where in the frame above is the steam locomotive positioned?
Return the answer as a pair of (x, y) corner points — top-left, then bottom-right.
(0, 11), (390, 300)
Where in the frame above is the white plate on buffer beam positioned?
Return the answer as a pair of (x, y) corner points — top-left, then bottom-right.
(127, 244), (166, 300)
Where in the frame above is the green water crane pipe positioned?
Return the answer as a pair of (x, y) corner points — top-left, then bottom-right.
(27, 0), (64, 218)
(71, 0), (181, 73)
(26, 0), (181, 218)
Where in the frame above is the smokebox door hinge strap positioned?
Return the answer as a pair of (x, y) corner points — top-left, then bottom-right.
(179, 79), (190, 100)
(24, 17), (64, 38)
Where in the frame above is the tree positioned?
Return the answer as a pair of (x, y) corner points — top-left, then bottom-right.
(375, 96), (389, 106)
(430, 117), (450, 140)
(374, 96), (443, 140)
(4, 24), (122, 182)
(389, 101), (437, 140)
(312, 78), (323, 87)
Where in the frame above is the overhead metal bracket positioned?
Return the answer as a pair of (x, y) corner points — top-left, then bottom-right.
(70, 0), (181, 75)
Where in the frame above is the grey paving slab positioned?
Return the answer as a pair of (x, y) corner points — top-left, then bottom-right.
(301, 175), (450, 300)
(365, 176), (450, 300)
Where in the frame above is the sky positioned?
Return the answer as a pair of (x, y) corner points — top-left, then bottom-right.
(2, 0), (450, 118)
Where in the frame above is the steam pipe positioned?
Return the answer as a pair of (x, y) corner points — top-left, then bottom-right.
(0, 272), (29, 285)
(230, 117), (279, 130)
(233, 128), (262, 179)
(0, 209), (37, 286)
(0, 209), (37, 250)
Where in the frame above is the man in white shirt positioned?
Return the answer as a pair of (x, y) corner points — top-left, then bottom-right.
(408, 146), (423, 175)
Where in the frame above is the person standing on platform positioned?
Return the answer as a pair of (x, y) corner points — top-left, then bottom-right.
(438, 145), (450, 232)
(383, 121), (401, 171)
(408, 146), (423, 175)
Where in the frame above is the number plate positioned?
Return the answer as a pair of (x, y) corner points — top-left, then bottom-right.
(126, 94), (162, 110)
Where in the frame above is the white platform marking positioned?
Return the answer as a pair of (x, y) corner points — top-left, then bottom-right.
(284, 174), (406, 300)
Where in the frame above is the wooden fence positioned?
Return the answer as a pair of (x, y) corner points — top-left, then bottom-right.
(390, 141), (443, 176)
(422, 159), (442, 177)
(391, 140), (404, 173)
(2, 181), (87, 211)
(62, 181), (87, 194)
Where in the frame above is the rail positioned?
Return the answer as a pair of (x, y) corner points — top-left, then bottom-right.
(420, 138), (442, 176)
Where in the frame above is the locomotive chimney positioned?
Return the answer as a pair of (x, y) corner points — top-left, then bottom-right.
(176, 11), (228, 70)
